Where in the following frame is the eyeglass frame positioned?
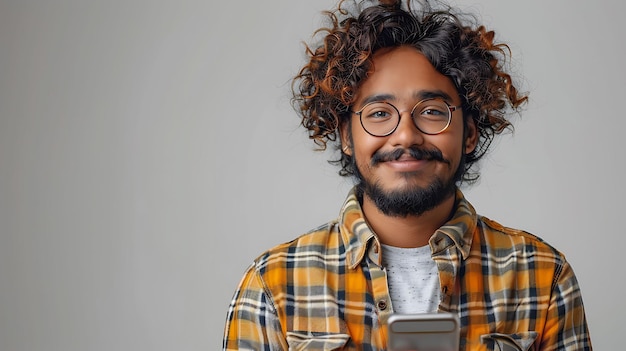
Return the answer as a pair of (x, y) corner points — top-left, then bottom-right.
(351, 98), (460, 137)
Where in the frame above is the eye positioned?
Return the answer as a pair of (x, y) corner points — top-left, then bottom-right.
(362, 103), (395, 122)
(417, 104), (448, 120)
(368, 110), (391, 119)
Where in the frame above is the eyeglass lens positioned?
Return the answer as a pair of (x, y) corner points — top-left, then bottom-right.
(359, 99), (452, 136)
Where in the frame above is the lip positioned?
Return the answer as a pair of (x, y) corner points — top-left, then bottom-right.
(383, 158), (430, 172)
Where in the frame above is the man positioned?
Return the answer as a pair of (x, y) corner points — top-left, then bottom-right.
(222, 0), (592, 350)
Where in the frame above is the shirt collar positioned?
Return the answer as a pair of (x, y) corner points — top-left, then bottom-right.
(339, 187), (477, 268)
(429, 188), (477, 260)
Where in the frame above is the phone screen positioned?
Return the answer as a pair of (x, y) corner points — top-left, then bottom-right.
(387, 313), (460, 351)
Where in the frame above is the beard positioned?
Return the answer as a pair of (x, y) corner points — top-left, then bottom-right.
(353, 146), (465, 217)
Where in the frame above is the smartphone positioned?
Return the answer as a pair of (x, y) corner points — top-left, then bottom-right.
(386, 313), (460, 351)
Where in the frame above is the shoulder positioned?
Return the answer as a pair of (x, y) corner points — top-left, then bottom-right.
(250, 219), (345, 274)
(238, 219), (349, 302)
(475, 215), (566, 264)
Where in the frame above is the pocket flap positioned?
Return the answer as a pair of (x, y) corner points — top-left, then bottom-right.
(480, 332), (538, 351)
(286, 331), (350, 351)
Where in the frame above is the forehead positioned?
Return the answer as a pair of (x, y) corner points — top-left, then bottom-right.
(354, 46), (460, 106)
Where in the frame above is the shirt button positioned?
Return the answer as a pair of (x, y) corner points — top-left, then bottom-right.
(377, 299), (388, 311)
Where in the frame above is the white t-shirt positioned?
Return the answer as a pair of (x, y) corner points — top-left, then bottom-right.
(381, 243), (441, 314)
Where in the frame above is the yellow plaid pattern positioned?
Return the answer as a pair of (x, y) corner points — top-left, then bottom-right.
(223, 188), (591, 350)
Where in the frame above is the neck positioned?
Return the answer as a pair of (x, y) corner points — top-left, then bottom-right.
(361, 192), (456, 248)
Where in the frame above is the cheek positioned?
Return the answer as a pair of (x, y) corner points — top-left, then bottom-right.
(443, 137), (465, 162)
(441, 120), (468, 158)
(353, 134), (386, 160)
(350, 134), (384, 172)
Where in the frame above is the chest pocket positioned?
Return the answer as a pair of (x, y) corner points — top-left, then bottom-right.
(480, 332), (538, 351)
(286, 331), (350, 351)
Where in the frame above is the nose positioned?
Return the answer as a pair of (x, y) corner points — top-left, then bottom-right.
(389, 111), (424, 147)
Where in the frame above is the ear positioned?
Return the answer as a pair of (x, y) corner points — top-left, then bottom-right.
(340, 121), (352, 156)
(464, 117), (478, 154)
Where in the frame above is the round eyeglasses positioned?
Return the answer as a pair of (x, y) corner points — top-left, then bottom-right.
(352, 98), (459, 137)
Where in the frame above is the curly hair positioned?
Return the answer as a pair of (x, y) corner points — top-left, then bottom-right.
(292, 0), (528, 183)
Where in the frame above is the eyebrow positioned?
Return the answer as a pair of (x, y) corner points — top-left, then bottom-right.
(359, 90), (455, 106)
(414, 90), (454, 102)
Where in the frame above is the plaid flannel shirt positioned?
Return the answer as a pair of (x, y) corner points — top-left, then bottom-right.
(223, 188), (591, 350)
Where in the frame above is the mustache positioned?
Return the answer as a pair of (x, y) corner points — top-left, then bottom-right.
(370, 146), (449, 166)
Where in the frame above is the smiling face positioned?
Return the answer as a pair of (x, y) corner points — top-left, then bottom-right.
(342, 46), (477, 217)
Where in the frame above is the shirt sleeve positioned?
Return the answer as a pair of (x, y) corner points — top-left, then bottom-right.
(222, 262), (287, 351)
(540, 260), (592, 350)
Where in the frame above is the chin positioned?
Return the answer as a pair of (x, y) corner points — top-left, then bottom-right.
(361, 176), (455, 217)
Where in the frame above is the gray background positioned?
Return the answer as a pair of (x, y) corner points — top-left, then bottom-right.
(1, 0), (623, 350)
